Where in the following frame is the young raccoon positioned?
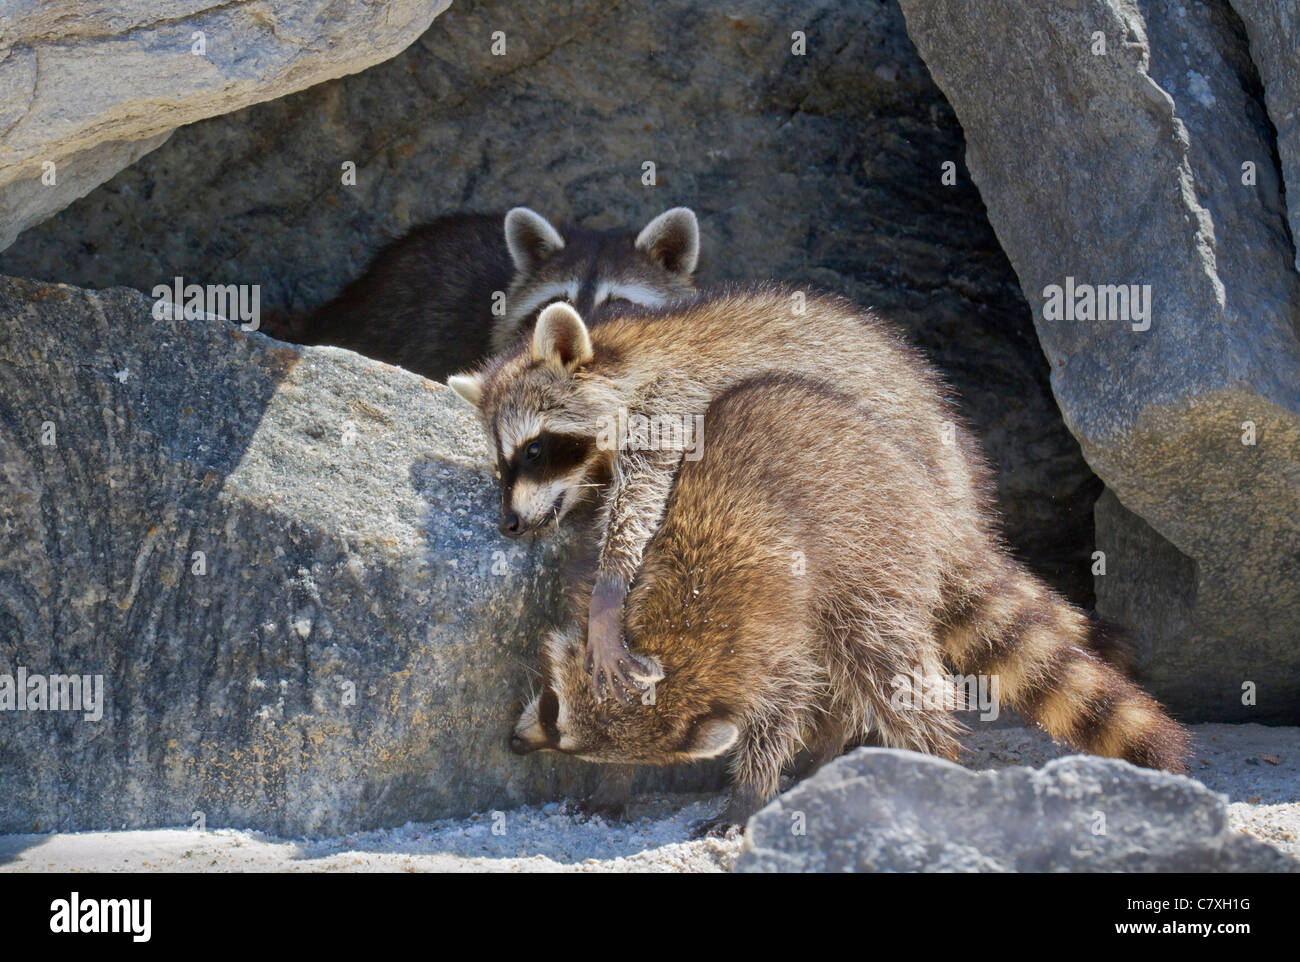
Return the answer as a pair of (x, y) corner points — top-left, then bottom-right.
(448, 284), (987, 701)
(281, 207), (699, 381)
(510, 375), (1189, 833)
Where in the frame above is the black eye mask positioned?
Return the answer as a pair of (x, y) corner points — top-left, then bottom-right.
(506, 432), (593, 485)
(538, 688), (559, 738)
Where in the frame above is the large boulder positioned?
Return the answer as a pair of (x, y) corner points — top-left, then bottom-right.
(735, 748), (1299, 872)
(0, 0), (1102, 609)
(0, 275), (718, 837)
(897, 0), (1300, 720)
(0, 1), (451, 250)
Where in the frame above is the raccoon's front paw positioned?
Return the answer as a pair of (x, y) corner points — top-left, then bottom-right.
(585, 574), (646, 704)
(585, 581), (653, 704)
(584, 627), (652, 705)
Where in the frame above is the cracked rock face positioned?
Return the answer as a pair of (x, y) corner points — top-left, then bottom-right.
(0, 0), (1102, 608)
(0, 0), (452, 250)
(1231, 0), (1300, 273)
(898, 0), (1300, 720)
(0, 276), (720, 836)
(736, 748), (1300, 872)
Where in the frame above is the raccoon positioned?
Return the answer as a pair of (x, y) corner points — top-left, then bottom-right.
(510, 375), (1189, 833)
(448, 284), (987, 700)
(282, 207), (699, 381)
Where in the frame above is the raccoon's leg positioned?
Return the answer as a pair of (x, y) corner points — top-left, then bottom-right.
(788, 717), (857, 780)
(690, 710), (801, 838)
(586, 447), (683, 703)
(823, 600), (966, 763)
(577, 765), (636, 820)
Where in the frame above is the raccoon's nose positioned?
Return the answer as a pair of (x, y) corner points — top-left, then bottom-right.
(509, 734), (530, 755)
(500, 512), (523, 538)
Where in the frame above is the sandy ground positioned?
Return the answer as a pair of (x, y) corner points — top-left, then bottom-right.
(2, 722), (1295, 872)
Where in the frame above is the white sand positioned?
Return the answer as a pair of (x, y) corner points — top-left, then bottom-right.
(2, 722), (1294, 872)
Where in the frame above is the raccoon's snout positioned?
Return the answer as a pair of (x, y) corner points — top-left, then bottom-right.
(509, 733), (533, 755)
(503, 493), (567, 536)
(500, 511), (523, 538)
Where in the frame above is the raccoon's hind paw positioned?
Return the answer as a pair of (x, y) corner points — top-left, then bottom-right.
(576, 796), (629, 821)
(688, 816), (744, 840)
(692, 783), (764, 838)
(578, 766), (635, 821)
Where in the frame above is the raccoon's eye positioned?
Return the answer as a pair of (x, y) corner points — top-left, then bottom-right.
(538, 688), (559, 735)
(606, 294), (631, 306)
(523, 439), (542, 463)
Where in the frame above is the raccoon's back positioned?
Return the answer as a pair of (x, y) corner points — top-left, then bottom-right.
(629, 374), (943, 668)
(306, 213), (514, 380)
(599, 284), (993, 516)
(669, 373), (949, 573)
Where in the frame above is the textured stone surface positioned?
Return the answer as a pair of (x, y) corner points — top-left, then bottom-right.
(0, 0), (451, 249)
(0, 0), (1101, 607)
(1232, 0), (1300, 272)
(0, 132), (175, 254)
(898, 0), (1300, 720)
(735, 748), (1300, 872)
(0, 275), (719, 837)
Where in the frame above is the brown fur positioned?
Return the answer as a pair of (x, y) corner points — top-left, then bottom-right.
(514, 375), (966, 825)
(455, 283), (992, 695)
(485, 290), (1188, 828)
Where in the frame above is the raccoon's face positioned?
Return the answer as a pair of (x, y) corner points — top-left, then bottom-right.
(448, 303), (620, 537)
(492, 206), (700, 352)
(510, 625), (741, 765)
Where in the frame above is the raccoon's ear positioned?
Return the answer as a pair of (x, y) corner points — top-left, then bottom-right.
(532, 303), (594, 370)
(680, 716), (740, 759)
(542, 625), (582, 665)
(505, 207), (566, 273)
(635, 207), (700, 278)
(446, 372), (484, 408)
(631, 654), (665, 685)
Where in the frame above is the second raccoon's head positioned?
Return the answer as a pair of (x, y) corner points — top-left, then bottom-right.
(447, 303), (619, 537)
(510, 625), (741, 766)
(492, 206), (699, 352)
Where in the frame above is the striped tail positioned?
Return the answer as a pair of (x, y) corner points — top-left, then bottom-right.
(939, 563), (1189, 772)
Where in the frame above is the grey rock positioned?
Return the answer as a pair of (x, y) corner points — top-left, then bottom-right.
(1231, 0), (1300, 272)
(0, 133), (175, 254)
(0, 275), (719, 837)
(898, 0), (1300, 719)
(735, 748), (1299, 872)
(0, 0), (1102, 608)
(0, 0), (452, 249)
